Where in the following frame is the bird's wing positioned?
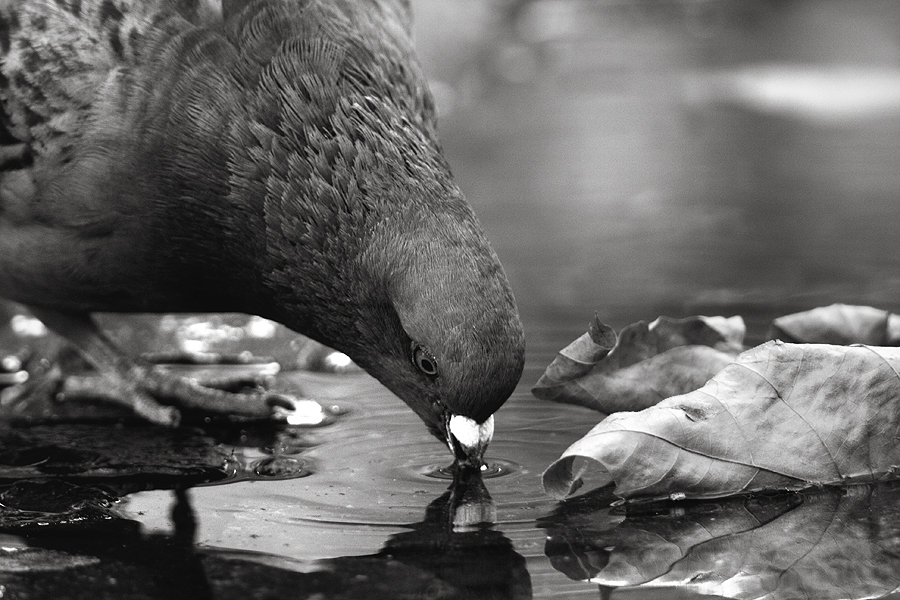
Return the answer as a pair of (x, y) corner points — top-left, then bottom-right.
(0, 0), (413, 174)
(0, 0), (225, 226)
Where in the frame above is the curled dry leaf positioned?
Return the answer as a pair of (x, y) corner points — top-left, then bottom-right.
(542, 483), (900, 600)
(532, 315), (745, 416)
(544, 340), (900, 501)
(770, 303), (900, 345)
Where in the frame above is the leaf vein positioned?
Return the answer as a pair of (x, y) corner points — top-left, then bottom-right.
(619, 430), (810, 485)
(736, 352), (841, 478)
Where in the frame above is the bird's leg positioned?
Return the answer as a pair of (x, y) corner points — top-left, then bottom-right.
(13, 309), (298, 426)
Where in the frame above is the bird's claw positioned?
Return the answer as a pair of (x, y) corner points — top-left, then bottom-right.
(0, 353), (315, 425)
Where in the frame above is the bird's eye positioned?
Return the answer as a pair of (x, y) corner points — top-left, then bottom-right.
(412, 344), (439, 377)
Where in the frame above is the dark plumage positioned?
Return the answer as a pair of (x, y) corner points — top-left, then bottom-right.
(0, 0), (525, 466)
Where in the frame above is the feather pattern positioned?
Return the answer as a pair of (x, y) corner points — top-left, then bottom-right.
(0, 0), (524, 432)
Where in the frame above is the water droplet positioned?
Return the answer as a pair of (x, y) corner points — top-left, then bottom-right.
(10, 315), (47, 337)
(252, 456), (311, 480)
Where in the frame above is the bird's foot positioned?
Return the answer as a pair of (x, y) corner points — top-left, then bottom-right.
(0, 310), (332, 427)
(1, 356), (313, 426)
(65, 362), (304, 425)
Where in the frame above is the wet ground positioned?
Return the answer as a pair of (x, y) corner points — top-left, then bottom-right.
(2, 0), (900, 598)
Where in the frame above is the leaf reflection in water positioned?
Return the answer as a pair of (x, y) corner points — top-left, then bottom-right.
(539, 483), (900, 600)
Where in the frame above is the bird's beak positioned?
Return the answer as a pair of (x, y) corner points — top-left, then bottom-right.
(446, 414), (494, 470)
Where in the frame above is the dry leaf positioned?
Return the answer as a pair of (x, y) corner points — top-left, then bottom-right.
(769, 303), (900, 345)
(542, 484), (900, 600)
(544, 340), (900, 501)
(532, 315), (745, 415)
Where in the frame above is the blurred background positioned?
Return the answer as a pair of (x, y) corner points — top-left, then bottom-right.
(409, 0), (900, 345)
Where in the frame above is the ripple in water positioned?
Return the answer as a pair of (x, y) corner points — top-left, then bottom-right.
(419, 459), (521, 480)
(251, 455), (313, 480)
(205, 406), (346, 485)
(216, 450), (315, 484)
(200, 389), (581, 528)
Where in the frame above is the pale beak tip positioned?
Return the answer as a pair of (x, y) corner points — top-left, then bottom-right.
(447, 414), (494, 469)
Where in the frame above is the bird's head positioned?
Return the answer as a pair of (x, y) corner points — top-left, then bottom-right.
(218, 2), (525, 466)
(346, 212), (526, 469)
(248, 93), (526, 466)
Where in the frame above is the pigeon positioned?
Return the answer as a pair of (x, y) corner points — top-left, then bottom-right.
(0, 0), (526, 468)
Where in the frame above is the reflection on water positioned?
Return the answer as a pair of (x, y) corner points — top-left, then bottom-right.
(422, 457), (521, 480)
(540, 483), (900, 600)
(1, 0), (900, 598)
(0, 466), (530, 599)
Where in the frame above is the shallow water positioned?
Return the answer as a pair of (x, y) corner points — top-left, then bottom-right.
(3, 0), (900, 598)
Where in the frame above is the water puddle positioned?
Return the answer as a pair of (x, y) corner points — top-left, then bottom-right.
(3, 307), (900, 600)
